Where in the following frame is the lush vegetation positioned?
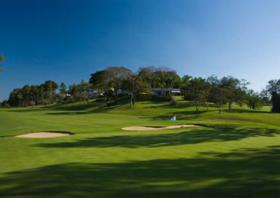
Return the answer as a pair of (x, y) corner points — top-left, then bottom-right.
(2, 66), (277, 112)
(0, 98), (280, 197)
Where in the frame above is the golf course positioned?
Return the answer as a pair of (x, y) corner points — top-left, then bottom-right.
(1, 98), (280, 197)
(2, 1), (280, 197)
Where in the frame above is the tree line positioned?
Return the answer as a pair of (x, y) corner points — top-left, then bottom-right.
(5, 80), (91, 107)
(1, 65), (278, 112)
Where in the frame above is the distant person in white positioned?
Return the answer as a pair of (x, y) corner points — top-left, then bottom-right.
(170, 115), (176, 121)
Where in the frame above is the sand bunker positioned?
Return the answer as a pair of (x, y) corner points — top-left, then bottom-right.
(122, 124), (198, 131)
(16, 132), (72, 139)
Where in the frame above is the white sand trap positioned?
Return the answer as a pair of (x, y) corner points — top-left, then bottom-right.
(122, 124), (198, 131)
(16, 132), (72, 139)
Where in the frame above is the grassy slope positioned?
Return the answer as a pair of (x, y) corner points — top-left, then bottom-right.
(1, 99), (280, 197)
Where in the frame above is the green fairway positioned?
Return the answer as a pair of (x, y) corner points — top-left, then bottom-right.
(1, 100), (280, 197)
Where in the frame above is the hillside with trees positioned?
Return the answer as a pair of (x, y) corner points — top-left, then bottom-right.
(1, 66), (276, 112)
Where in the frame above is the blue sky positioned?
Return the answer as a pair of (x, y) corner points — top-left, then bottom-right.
(1, 0), (280, 100)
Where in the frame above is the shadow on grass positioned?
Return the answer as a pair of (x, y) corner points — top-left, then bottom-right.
(1, 146), (280, 197)
(147, 101), (195, 109)
(151, 110), (209, 121)
(37, 127), (280, 148)
(46, 97), (133, 115)
(8, 97), (131, 114)
(7, 106), (48, 113)
(224, 109), (271, 114)
(50, 102), (102, 111)
(45, 104), (127, 115)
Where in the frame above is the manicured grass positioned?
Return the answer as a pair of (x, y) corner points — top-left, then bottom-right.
(1, 100), (280, 197)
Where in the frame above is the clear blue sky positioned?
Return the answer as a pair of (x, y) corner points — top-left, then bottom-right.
(1, 0), (280, 100)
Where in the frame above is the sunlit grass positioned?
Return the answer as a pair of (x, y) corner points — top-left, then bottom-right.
(0, 100), (279, 197)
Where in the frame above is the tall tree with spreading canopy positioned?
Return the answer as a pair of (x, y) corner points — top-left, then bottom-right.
(265, 79), (280, 112)
(207, 76), (227, 113)
(245, 90), (263, 110)
(90, 66), (132, 101)
(182, 77), (210, 112)
(122, 75), (150, 107)
(219, 76), (247, 111)
(138, 66), (181, 90)
(58, 83), (68, 102)
(89, 70), (107, 94)
(43, 80), (58, 103)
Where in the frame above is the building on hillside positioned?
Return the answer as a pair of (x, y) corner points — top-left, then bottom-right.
(150, 88), (181, 96)
(88, 89), (101, 99)
(117, 89), (131, 96)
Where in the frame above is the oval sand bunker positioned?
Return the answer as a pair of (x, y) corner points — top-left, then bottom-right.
(16, 132), (72, 139)
(122, 124), (198, 131)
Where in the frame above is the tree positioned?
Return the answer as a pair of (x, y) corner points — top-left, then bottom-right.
(266, 79), (280, 94)
(43, 80), (58, 103)
(181, 75), (192, 96)
(68, 84), (78, 101)
(265, 79), (280, 112)
(89, 70), (107, 94)
(8, 88), (23, 106)
(21, 85), (32, 106)
(105, 66), (132, 95)
(210, 86), (227, 113)
(122, 75), (150, 107)
(29, 85), (39, 106)
(8, 84), (41, 106)
(38, 84), (46, 104)
(152, 68), (181, 90)
(137, 66), (155, 88)
(181, 75), (192, 85)
(8, 81), (59, 106)
(59, 83), (67, 95)
(138, 66), (181, 90)
(58, 83), (68, 102)
(259, 89), (270, 105)
(271, 92), (280, 112)
(90, 67), (132, 101)
(220, 76), (247, 111)
(245, 90), (263, 110)
(206, 76), (249, 112)
(182, 77), (210, 112)
(0, 100), (10, 107)
(78, 80), (90, 101)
